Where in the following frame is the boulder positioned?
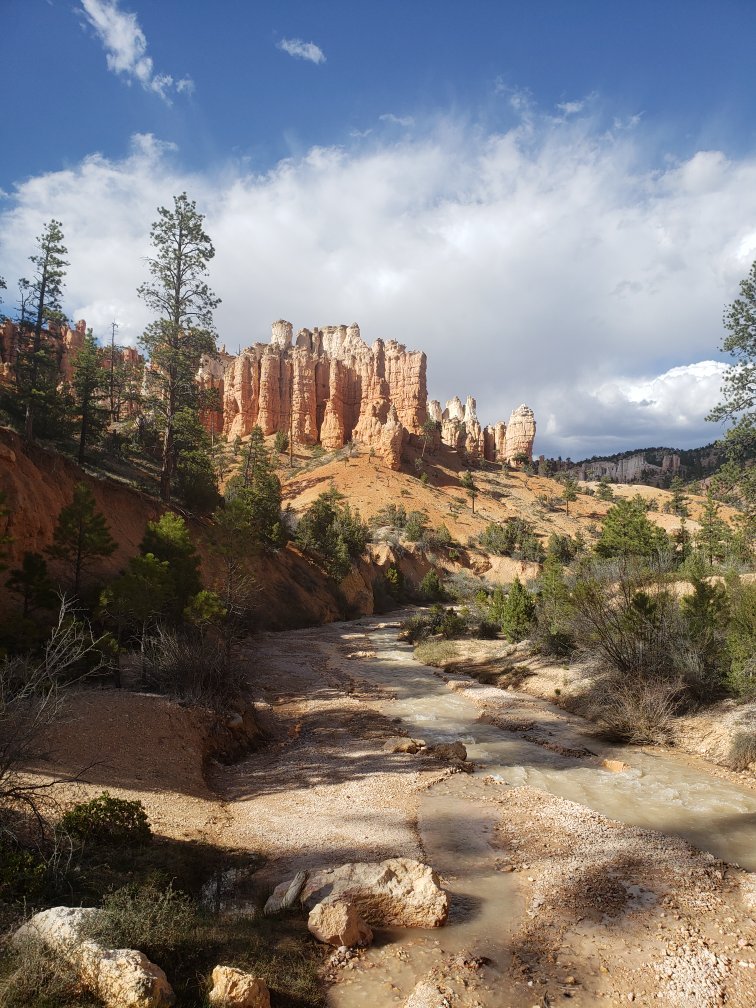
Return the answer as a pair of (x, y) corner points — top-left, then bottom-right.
(270, 857), (448, 928)
(307, 896), (373, 947)
(13, 907), (175, 1008)
(383, 736), (426, 754)
(425, 741), (467, 762)
(208, 966), (270, 1007)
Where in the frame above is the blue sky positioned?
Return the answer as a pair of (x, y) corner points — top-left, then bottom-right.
(2, 0), (756, 458)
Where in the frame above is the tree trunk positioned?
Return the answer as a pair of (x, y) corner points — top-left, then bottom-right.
(160, 421), (173, 502)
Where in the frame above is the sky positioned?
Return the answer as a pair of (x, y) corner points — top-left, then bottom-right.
(2, 0), (756, 459)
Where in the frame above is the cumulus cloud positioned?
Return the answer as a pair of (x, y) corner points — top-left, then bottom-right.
(0, 111), (748, 457)
(277, 38), (326, 64)
(79, 0), (194, 103)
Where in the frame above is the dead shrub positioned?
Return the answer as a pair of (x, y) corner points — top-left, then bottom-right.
(144, 627), (245, 709)
(726, 732), (756, 771)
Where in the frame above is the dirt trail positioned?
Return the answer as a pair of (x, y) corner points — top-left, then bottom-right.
(31, 615), (756, 1006)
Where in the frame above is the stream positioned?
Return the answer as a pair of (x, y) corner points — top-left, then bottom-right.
(326, 617), (756, 1007)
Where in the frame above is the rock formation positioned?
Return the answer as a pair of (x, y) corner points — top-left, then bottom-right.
(428, 395), (535, 465)
(197, 321), (428, 470)
(504, 404), (537, 465)
(0, 310), (536, 470)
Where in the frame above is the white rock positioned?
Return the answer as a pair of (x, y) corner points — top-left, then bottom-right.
(271, 857), (448, 928)
(13, 906), (175, 1008)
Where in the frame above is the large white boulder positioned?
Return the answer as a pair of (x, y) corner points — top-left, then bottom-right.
(269, 857), (448, 928)
(13, 906), (175, 1008)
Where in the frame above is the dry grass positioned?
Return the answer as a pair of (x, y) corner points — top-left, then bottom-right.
(413, 640), (460, 667)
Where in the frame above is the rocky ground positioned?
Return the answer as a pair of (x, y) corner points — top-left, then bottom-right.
(27, 617), (756, 1008)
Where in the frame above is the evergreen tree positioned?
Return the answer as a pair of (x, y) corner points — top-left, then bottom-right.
(100, 552), (173, 686)
(597, 476), (614, 501)
(71, 327), (109, 463)
(140, 512), (201, 620)
(460, 470), (478, 512)
(707, 258), (756, 458)
(17, 220), (69, 441)
(225, 426), (282, 547)
(295, 486), (369, 579)
(6, 552), (57, 617)
(697, 491), (731, 566)
(595, 497), (670, 559)
(535, 554), (574, 654)
(500, 577), (536, 643)
(138, 193), (220, 502)
(562, 476), (579, 515)
(48, 483), (116, 594)
(664, 475), (690, 518)
(172, 407), (220, 512)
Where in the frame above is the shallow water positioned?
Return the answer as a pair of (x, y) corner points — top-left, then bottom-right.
(328, 618), (756, 1007)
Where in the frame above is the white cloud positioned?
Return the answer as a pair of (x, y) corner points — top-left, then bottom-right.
(557, 100), (585, 115)
(379, 113), (415, 127)
(277, 38), (326, 64)
(79, 0), (194, 103)
(0, 111), (749, 458)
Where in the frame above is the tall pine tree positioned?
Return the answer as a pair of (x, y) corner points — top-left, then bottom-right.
(71, 328), (109, 463)
(138, 193), (220, 502)
(17, 220), (69, 441)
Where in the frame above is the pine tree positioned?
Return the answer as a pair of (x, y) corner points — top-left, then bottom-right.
(71, 327), (109, 463)
(172, 407), (220, 512)
(595, 497), (670, 559)
(48, 483), (116, 595)
(500, 577), (535, 642)
(707, 258), (756, 458)
(6, 552), (57, 617)
(562, 476), (579, 515)
(140, 512), (201, 620)
(665, 475), (690, 518)
(597, 476), (614, 501)
(460, 471), (478, 512)
(17, 220), (69, 441)
(100, 552), (172, 686)
(697, 491), (731, 566)
(138, 193), (220, 502)
(225, 426), (282, 547)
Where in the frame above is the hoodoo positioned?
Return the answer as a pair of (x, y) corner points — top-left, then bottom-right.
(197, 321), (536, 468)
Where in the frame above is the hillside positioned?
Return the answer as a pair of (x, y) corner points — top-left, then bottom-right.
(281, 439), (742, 570)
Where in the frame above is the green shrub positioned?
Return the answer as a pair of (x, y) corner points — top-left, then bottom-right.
(404, 511), (428, 542)
(439, 609), (467, 639)
(419, 570), (446, 601)
(296, 487), (369, 579)
(385, 566), (403, 597)
(0, 841), (47, 901)
(500, 577), (536, 643)
(61, 792), (151, 846)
